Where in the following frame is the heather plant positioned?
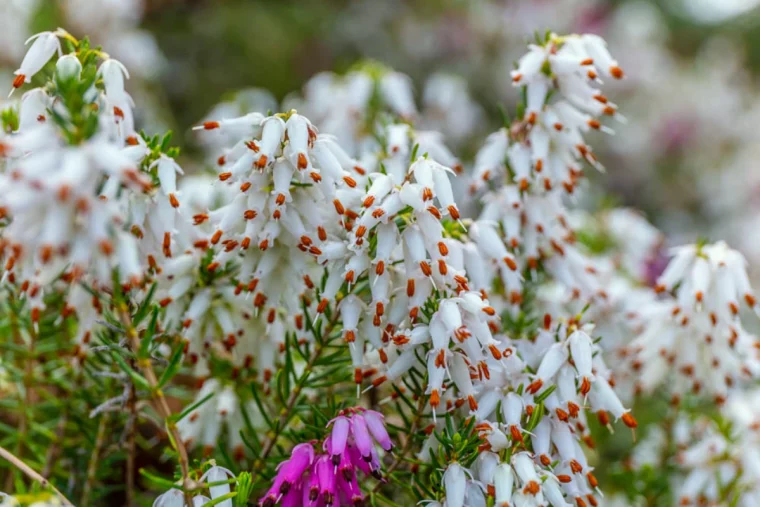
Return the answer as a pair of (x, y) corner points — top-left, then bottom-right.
(0, 26), (759, 507)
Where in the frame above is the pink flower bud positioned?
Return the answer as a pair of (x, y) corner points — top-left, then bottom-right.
(316, 455), (336, 506)
(364, 410), (393, 452)
(350, 413), (373, 460)
(329, 415), (350, 462)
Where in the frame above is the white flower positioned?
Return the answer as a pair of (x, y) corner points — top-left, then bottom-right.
(11, 31), (62, 93)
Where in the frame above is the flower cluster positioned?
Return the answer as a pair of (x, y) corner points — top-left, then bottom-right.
(621, 241), (760, 403)
(0, 30), (182, 354)
(259, 408), (392, 507)
(2, 20), (759, 507)
(154, 466), (237, 507)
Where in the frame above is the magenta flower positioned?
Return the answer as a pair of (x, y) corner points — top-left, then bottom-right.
(279, 482), (302, 507)
(350, 413), (373, 461)
(317, 455), (337, 505)
(260, 442), (315, 506)
(363, 410), (393, 452)
(259, 407), (392, 506)
(329, 415), (351, 464)
(337, 459), (363, 506)
(303, 464), (320, 506)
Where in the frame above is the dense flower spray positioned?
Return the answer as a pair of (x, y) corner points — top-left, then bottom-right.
(257, 407), (391, 506)
(1, 20), (759, 507)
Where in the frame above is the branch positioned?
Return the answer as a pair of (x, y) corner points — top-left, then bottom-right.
(117, 304), (195, 507)
(125, 380), (138, 507)
(81, 412), (110, 505)
(371, 394), (427, 495)
(252, 311), (341, 473)
(0, 445), (74, 506)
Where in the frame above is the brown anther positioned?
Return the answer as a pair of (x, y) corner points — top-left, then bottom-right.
(427, 206), (442, 219)
(297, 153), (308, 170)
(40, 245), (53, 264)
(610, 66), (624, 79)
(99, 239), (114, 256)
(12, 74), (26, 89)
(526, 379), (543, 394)
(580, 377), (591, 395)
(523, 480), (540, 496)
(406, 279), (415, 297)
(429, 389), (440, 408)
(622, 412), (638, 429)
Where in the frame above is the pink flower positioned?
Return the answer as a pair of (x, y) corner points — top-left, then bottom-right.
(317, 455), (337, 505)
(350, 413), (373, 461)
(364, 410), (393, 452)
(260, 443), (315, 506)
(329, 415), (351, 464)
(259, 407), (392, 506)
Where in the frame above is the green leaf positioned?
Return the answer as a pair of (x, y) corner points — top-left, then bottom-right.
(534, 385), (556, 403)
(110, 351), (151, 391)
(133, 283), (157, 326)
(172, 391), (215, 424)
(235, 472), (253, 507)
(160, 131), (174, 152)
(139, 307), (159, 359)
(158, 342), (185, 388)
(139, 468), (180, 489)
(205, 492), (237, 506)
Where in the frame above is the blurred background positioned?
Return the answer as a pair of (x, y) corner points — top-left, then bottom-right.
(3, 0), (760, 269)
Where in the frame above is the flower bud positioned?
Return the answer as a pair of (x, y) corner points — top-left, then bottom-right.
(55, 54), (82, 82)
